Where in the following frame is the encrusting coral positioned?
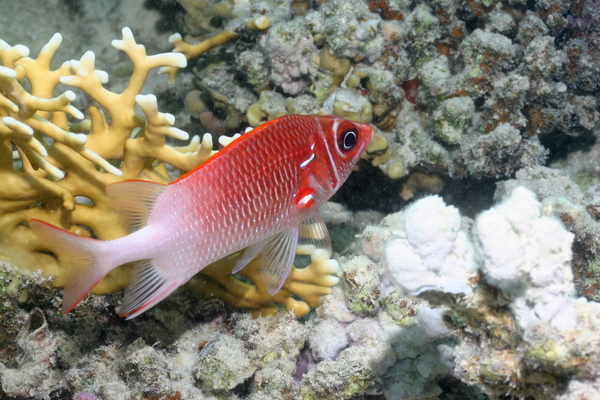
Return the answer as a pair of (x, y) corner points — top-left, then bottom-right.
(0, 27), (339, 318)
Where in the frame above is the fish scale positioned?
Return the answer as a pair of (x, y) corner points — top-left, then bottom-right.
(30, 114), (373, 318)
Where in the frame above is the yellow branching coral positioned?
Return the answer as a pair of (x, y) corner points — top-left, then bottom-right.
(0, 28), (208, 292)
(0, 27), (338, 318)
(161, 15), (271, 81)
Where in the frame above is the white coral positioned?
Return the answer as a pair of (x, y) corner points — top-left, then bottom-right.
(475, 186), (576, 330)
(384, 196), (477, 295)
(384, 187), (581, 332)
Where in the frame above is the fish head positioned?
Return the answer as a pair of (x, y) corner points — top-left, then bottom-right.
(311, 115), (373, 195)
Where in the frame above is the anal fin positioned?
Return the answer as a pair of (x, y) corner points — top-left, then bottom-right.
(118, 260), (186, 319)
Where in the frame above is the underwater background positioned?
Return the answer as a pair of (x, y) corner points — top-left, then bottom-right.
(2, 0), (600, 399)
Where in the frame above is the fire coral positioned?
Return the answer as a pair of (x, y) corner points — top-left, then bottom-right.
(0, 27), (202, 292)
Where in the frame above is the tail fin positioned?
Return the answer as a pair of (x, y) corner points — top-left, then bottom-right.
(29, 220), (112, 313)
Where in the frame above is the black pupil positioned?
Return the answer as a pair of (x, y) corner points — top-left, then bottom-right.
(341, 130), (357, 150)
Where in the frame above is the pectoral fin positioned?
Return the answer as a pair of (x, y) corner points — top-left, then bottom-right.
(233, 204), (332, 295)
(234, 226), (299, 295)
(232, 238), (268, 274)
(295, 174), (326, 209)
(298, 207), (332, 259)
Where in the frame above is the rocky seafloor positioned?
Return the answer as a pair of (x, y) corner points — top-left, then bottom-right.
(2, 0), (600, 399)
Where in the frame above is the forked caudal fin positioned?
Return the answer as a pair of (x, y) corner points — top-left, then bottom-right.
(29, 220), (113, 313)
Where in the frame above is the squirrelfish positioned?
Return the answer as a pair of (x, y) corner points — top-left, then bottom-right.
(31, 114), (373, 318)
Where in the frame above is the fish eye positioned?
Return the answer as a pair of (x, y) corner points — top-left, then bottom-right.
(339, 129), (358, 151)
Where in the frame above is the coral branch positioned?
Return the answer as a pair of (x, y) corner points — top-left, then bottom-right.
(15, 33), (71, 100)
(111, 27), (187, 97)
(160, 31), (238, 82)
(161, 16), (270, 81)
(121, 94), (214, 179)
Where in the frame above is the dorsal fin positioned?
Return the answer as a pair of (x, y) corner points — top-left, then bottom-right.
(106, 180), (167, 231)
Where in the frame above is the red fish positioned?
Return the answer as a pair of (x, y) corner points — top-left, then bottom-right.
(30, 114), (373, 318)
